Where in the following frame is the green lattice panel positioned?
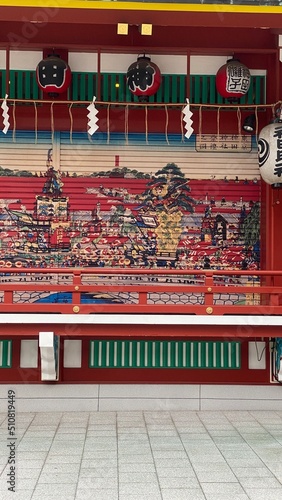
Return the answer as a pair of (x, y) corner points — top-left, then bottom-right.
(89, 340), (241, 369)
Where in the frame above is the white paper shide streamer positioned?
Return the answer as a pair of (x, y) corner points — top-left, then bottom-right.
(87, 96), (99, 136)
(182, 98), (193, 139)
(1, 94), (10, 134)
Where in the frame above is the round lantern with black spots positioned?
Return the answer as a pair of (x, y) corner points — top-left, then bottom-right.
(36, 55), (72, 97)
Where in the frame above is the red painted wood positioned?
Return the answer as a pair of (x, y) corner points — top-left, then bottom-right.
(0, 335), (271, 385)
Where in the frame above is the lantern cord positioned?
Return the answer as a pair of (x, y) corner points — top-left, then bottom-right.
(145, 105), (149, 145)
(165, 105), (169, 145)
(217, 106), (221, 138)
(125, 105), (129, 145)
(12, 100), (16, 143)
(34, 102), (38, 144)
(255, 106), (259, 141)
(51, 102), (55, 144)
(271, 104), (276, 121)
(199, 106), (202, 140)
(107, 104), (110, 144)
(237, 107), (241, 137)
(68, 103), (73, 144)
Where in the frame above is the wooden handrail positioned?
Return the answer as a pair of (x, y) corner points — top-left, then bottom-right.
(0, 267), (281, 315)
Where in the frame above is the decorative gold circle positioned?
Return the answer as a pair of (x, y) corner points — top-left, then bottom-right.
(206, 307), (213, 314)
(73, 306), (80, 313)
(74, 286), (79, 291)
(207, 287), (212, 292)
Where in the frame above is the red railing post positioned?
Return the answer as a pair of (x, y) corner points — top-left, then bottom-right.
(204, 273), (214, 309)
(72, 270), (82, 313)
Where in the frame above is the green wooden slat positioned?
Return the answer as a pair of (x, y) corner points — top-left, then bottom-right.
(16, 71), (23, 99)
(164, 75), (170, 103)
(255, 76), (263, 104)
(32, 72), (39, 99)
(0, 340), (12, 368)
(207, 342), (213, 368)
(230, 342), (236, 369)
(209, 75), (216, 104)
(223, 343), (229, 366)
(202, 76), (208, 104)
(179, 75), (185, 102)
(193, 75), (201, 103)
(171, 75), (177, 103)
(110, 74), (116, 103)
(124, 340), (129, 368)
(102, 74), (109, 102)
(185, 341), (191, 368)
(80, 73), (86, 101)
(9, 71), (16, 99)
(71, 73), (79, 100)
(87, 74), (94, 101)
(24, 71), (31, 99)
(152, 341), (158, 367)
(117, 74), (124, 102)
(176, 340), (182, 368)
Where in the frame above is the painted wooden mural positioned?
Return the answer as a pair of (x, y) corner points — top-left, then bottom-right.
(0, 132), (260, 280)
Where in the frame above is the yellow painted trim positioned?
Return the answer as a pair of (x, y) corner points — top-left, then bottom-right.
(0, 1), (281, 15)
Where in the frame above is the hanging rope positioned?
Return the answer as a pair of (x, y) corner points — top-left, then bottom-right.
(124, 105), (129, 145)
(50, 102), (55, 144)
(12, 100), (16, 142)
(199, 106), (203, 140)
(145, 105), (149, 145)
(255, 106), (259, 140)
(217, 106), (221, 138)
(34, 102), (38, 144)
(237, 107), (241, 137)
(68, 102), (73, 144)
(165, 105), (169, 145)
(107, 104), (110, 144)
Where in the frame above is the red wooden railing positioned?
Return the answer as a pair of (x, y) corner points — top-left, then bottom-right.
(0, 267), (281, 316)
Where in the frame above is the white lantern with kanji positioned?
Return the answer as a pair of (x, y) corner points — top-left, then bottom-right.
(258, 122), (282, 187)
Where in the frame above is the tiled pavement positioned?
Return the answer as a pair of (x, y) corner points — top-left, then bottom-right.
(1, 410), (282, 500)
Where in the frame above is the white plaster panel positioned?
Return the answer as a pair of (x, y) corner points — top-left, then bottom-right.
(63, 340), (82, 368)
(190, 56), (266, 76)
(20, 340), (38, 368)
(10, 51), (42, 70)
(0, 50), (6, 69)
(190, 55), (233, 75)
(101, 53), (186, 74)
(68, 52), (97, 72)
(248, 341), (266, 370)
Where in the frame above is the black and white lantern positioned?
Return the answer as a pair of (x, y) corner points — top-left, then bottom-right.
(36, 55), (71, 97)
(258, 122), (282, 187)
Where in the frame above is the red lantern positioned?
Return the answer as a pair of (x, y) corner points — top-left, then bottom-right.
(126, 54), (161, 102)
(36, 55), (71, 97)
(216, 59), (251, 100)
